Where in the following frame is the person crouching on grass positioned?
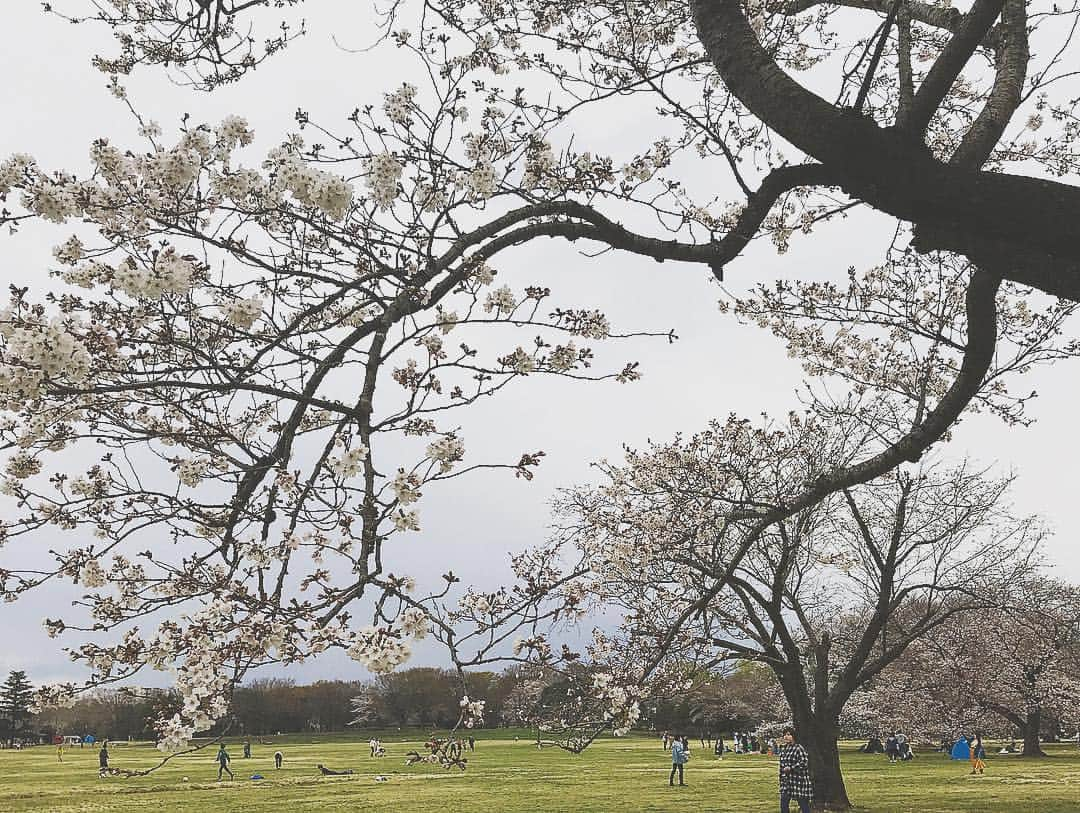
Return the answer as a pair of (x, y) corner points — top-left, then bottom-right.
(778, 728), (813, 813)
(669, 732), (689, 786)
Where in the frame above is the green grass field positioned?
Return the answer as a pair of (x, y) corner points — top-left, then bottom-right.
(2, 732), (1079, 812)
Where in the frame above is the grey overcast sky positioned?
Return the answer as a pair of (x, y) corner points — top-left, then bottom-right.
(0, 3), (1077, 684)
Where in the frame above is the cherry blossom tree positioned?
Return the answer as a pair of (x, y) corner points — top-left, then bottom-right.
(0, 99), (655, 754)
(558, 435), (1042, 807)
(839, 639), (1002, 744)
(906, 577), (1080, 756)
(9, 0), (1080, 779)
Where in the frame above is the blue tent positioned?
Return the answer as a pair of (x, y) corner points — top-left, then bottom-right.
(950, 738), (970, 760)
(83, 735), (95, 745)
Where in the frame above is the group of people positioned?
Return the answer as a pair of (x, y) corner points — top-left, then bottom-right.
(862, 731), (996, 773)
(213, 743), (285, 780)
(663, 730), (779, 758)
(663, 728), (813, 813)
(732, 732), (774, 755)
(862, 732), (914, 762)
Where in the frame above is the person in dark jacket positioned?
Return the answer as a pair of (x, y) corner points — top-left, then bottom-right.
(885, 733), (900, 763)
(216, 744), (233, 780)
(98, 743), (109, 777)
(318, 764), (354, 776)
(778, 729), (812, 813)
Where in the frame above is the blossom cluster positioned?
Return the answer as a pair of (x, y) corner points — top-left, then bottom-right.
(460, 695), (486, 728)
(347, 625), (411, 673)
(265, 145), (353, 219)
(366, 153), (403, 209)
(330, 444), (369, 479)
(426, 435), (465, 473)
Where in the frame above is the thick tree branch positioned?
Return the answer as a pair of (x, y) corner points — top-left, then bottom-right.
(514, 166), (833, 278)
(786, 0), (968, 36)
(950, 0), (1028, 167)
(733, 269), (999, 526)
(692, 0), (1080, 300)
(895, 6), (915, 125)
(905, 0), (1005, 134)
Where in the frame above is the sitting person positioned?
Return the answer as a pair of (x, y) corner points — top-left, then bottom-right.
(861, 736), (884, 754)
(899, 742), (914, 761)
(317, 764), (354, 776)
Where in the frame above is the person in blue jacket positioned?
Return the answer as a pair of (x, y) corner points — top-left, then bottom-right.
(669, 732), (689, 786)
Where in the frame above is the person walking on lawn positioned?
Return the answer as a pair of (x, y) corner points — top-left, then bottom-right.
(216, 744), (234, 780)
(971, 733), (987, 775)
(778, 728), (813, 813)
(669, 732), (689, 786)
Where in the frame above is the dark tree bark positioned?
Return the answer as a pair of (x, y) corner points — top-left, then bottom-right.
(985, 702), (1047, 757)
(787, 692), (851, 811)
(1021, 709), (1047, 757)
(1045, 715), (1061, 744)
(690, 0), (1080, 303)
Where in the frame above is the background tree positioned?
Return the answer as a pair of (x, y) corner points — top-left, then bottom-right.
(897, 577), (1080, 756)
(0, 670), (35, 746)
(561, 434), (1040, 808)
(373, 667), (461, 728)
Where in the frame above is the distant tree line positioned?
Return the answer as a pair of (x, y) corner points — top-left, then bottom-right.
(9, 668), (528, 741)
(9, 663), (778, 742)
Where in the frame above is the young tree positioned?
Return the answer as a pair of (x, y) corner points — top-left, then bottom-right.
(348, 683), (381, 728)
(0, 670), (35, 746)
(559, 431), (1041, 808)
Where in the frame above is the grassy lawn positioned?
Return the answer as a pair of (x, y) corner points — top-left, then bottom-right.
(1, 732), (1078, 812)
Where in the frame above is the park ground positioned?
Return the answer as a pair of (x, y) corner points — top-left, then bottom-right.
(2, 731), (1079, 812)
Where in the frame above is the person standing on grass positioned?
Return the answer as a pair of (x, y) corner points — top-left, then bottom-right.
(777, 728), (812, 813)
(970, 733), (986, 775)
(669, 733), (689, 786)
(98, 743), (109, 777)
(885, 732), (900, 763)
(243, 740), (251, 759)
(216, 743), (234, 780)
(274, 750), (283, 769)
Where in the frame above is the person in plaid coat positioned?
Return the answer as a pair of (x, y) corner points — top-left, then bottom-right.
(778, 728), (812, 813)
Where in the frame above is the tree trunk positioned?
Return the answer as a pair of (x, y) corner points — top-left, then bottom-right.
(1044, 714), (1061, 743)
(791, 704), (852, 810)
(1021, 709), (1046, 757)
